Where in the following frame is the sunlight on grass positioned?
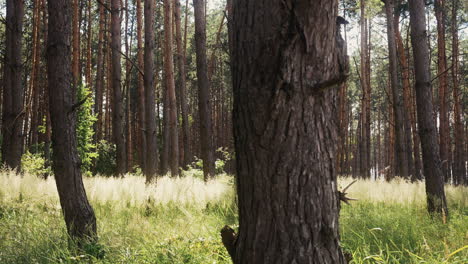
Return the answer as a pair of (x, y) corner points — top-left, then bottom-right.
(0, 170), (466, 263)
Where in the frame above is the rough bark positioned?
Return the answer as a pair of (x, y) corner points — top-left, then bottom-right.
(359, 1), (370, 178)
(408, 0), (448, 216)
(1, 0), (25, 170)
(72, 0), (80, 92)
(46, 0), (97, 240)
(144, 0), (159, 181)
(174, 0), (191, 168)
(193, 0), (215, 180)
(229, 0), (348, 262)
(384, 0), (409, 178)
(111, 0), (127, 175)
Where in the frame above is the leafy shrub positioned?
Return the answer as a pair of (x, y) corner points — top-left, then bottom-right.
(21, 150), (52, 177)
(76, 84), (98, 176)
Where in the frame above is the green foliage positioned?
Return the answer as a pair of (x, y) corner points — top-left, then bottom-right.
(21, 150), (52, 177)
(76, 85), (98, 176)
(93, 140), (116, 176)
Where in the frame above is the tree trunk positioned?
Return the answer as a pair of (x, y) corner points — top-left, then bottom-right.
(72, 0), (80, 93)
(408, 0), (448, 216)
(435, 0), (450, 181)
(1, 0), (25, 170)
(228, 0), (348, 262)
(193, 0), (215, 180)
(46, 0), (97, 240)
(359, 1), (370, 178)
(136, 0), (146, 172)
(94, 1), (105, 142)
(163, 0), (179, 176)
(451, 0), (466, 185)
(384, 0), (409, 178)
(394, 6), (417, 180)
(144, 0), (159, 180)
(111, 0), (127, 175)
(174, 0), (191, 168)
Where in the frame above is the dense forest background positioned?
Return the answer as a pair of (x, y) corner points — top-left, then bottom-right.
(0, 0), (466, 184)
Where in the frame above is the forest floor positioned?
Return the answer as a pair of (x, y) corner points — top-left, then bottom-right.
(0, 170), (466, 264)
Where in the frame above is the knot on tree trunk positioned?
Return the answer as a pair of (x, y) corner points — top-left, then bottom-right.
(220, 225), (237, 261)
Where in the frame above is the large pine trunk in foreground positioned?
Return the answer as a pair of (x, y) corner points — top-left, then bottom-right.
(46, 0), (97, 240)
(1, 0), (25, 170)
(229, 0), (347, 262)
(408, 0), (448, 216)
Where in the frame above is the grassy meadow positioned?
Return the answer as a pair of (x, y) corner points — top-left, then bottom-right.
(0, 170), (466, 263)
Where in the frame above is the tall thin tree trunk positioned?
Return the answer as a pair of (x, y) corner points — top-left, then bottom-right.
(111, 0), (127, 175)
(47, 0), (97, 241)
(359, 1), (370, 178)
(144, 0), (159, 180)
(94, 1), (105, 142)
(163, 0), (179, 176)
(384, 0), (409, 178)
(408, 0), (448, 216)
(174, 0), (191, 168)
(136, 0), (146, 172)
(1, 0), (25, 170)
(435, 0), (450, 181)
(451, 0), (466, 185)
(193, 0), (215, 180)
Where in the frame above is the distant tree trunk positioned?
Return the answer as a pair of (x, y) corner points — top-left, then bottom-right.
(111, 0), (127, 175)
(174, 0), (191, 168)
(163, 0), (179, 176)
(144, 0), (159, 181)
(408, 0), (448, 216)
(136, 0), (146, 172)
(193, 0), (215, 180)
(47, 0), (97, 240)
(228, 0), (348, 262)
(451, 0), (465, 185)
(435, 0), (450, 181)
(394, 5), (418, 180)
(1, 0), (25, 170)
(94, 1), (105, 142)
(359, 1), (370, 178)
(85, 0), (92, 88)
(384, 0), (409, 178)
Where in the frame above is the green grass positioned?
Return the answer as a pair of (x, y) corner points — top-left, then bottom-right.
(0, 171), (466, 263)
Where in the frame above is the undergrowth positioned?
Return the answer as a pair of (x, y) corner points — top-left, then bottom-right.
(0, 170), (466, 263)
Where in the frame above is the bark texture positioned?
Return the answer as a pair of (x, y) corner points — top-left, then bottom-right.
(1, 0), (25, 170)
(47, 0), (97, 240)
(111, 0), (127, 175)
(230, 0), (347, 262)
(408, 0), (448, 216)
(144, 0), (159, 180)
